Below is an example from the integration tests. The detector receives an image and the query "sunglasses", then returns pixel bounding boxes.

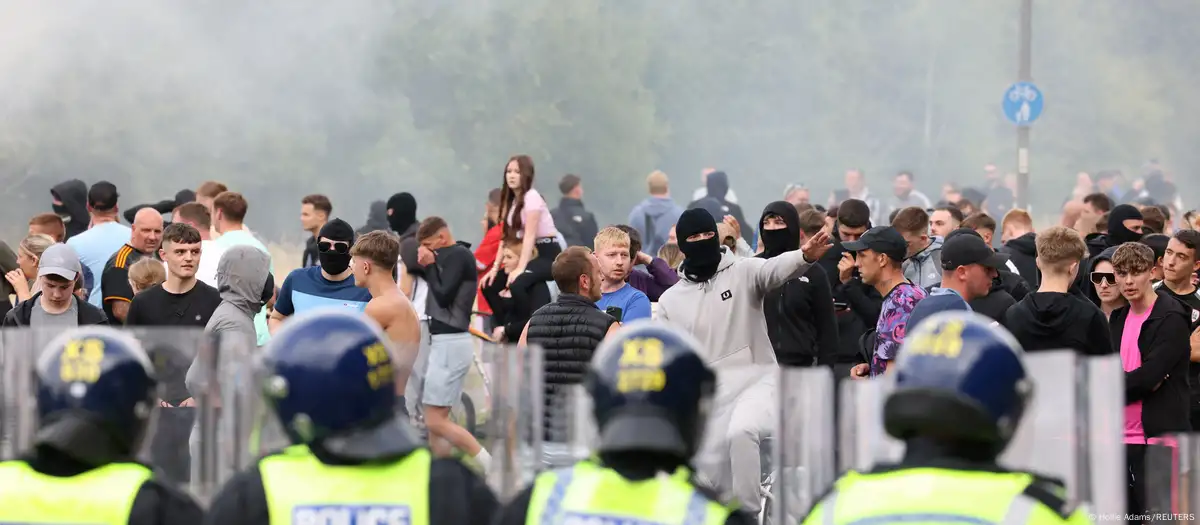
[1090,272,1116,286]
[318,241,350,254]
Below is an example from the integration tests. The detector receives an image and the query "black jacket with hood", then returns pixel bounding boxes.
[1001,232,1039,288]
[51,179,90,240]
[756,201,840,367]
[686,171,748,238]
[1003,291,1114,355]
[3,292,108,327]
[1109,290,1193,438]
[357,200,390,235]
[550,197,599,249]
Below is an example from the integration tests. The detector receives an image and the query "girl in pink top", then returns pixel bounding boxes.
[482,155,560,320]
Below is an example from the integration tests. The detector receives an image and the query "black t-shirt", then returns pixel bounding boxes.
[125,281,223,327]
[101,244,153,322]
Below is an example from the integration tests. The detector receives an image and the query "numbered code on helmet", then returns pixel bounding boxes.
[560,511,669,525]
[292,505,411,525]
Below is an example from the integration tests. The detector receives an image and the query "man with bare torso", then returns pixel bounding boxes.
[351,230,422,413]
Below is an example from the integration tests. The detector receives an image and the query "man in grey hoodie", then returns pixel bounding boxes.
[657,208,831,514]
[892,206,945,289]
[627,170,684,256]
[185,245,273,463]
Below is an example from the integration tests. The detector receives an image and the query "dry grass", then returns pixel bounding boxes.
[264,241,304,278]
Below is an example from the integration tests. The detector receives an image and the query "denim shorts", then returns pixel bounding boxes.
[421,332,474,407]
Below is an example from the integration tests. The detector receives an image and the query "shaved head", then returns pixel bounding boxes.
[133,208,163,227]
[131,208,164,253]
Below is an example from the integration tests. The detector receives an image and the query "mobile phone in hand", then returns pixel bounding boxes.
[605,306,624,322]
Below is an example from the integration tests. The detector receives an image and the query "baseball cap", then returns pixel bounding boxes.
[941,233,1010,271]
[841,226,908,263]
[87,181,119,211]
[38,243,83,281]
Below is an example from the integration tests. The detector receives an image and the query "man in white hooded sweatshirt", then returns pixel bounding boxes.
[657,208,831,514]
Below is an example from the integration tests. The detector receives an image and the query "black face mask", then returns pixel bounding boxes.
[679,235,721,282]
[52,204,71,222]
[760,229,793,257]
[1107,204,1144,247]
[317,219,356,275]
[318,241,352,274]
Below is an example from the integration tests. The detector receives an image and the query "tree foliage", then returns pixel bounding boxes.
[1,0,1195,238]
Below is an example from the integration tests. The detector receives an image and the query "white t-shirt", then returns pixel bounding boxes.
[397,254,429,321]
[162,239,225,289]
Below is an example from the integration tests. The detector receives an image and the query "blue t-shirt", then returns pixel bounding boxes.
[906,287,972,334]
[595,283,652,323]
[66,222,132,307]
[275,266,372,317]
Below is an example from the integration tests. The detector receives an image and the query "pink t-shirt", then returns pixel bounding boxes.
[1122,305,1153,444]
[507,188,557,239]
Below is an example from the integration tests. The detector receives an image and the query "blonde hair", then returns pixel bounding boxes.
[1035,226,1086,275]
[19,234,55,261]
[594,226,631,253]
[646,170,669,195]
[128,258,166,294]
[657,243,683,269]
[350,230,399,271]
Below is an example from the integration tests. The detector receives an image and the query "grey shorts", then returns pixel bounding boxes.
[421,332,474,407]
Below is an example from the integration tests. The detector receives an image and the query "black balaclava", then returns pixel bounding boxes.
[1107,204,1144,246]
[705,171,731,202]
[676,208,722,282]
[386,192,418,234]
[758,201,801,259]
[317,219,355,274]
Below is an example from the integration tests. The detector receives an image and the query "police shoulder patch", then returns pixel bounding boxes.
[1021,476,1075,520]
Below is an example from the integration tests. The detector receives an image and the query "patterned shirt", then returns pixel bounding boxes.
[871,281,927,377]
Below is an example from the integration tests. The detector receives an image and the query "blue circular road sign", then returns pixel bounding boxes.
[1002,82,1044,126]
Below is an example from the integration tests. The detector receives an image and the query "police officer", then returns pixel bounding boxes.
[204,310,497,525]
[0,326,204,525]
[802,312,1092,524]
[494,320,757,525]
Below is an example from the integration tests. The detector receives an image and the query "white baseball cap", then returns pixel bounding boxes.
[38,243,82,281]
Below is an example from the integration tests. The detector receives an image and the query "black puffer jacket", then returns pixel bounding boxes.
[525,294,616,441]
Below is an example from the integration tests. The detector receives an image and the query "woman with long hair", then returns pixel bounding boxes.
[4,234,56,302]
[482,240,551,342]
[482,155,560,315]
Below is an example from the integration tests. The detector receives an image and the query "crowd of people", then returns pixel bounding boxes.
[2,157,1199,520]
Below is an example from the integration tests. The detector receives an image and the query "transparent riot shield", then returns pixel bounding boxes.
[1144,433,1188,523]
[0,327,209,491]
[476,341,545,501]
[692,365,781,520]
[1084,354,1126,519]
[1149,433,1200,524]
[191,330,264,504]
[837,372,902,472]
[770,366,836,525]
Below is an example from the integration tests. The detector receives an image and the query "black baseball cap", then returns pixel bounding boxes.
[87,181,119,211]
[841,226,908,262]
[941,233,1010,271]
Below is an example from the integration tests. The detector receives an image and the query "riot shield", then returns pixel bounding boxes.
[769,366,836,525]
[476,341,545,501]
[0,327,209,490]
[692,364,781,520]
[837,372,902,473]
[1148,433,1200,524]
[1084,354,1126,519]
[191,330,264,504]
[999,351,1124,515]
